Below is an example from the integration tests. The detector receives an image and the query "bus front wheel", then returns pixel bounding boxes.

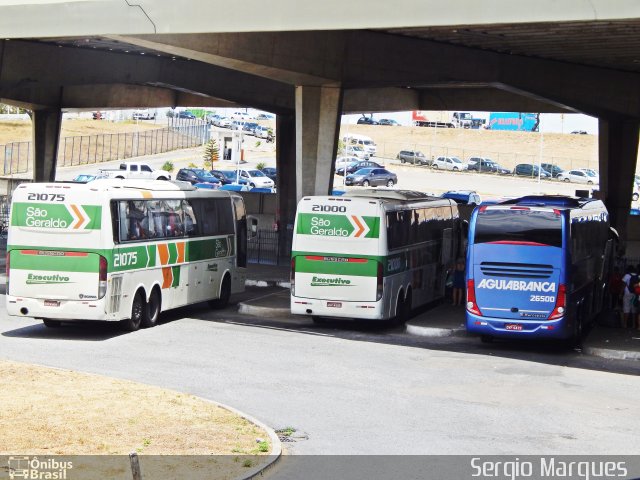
[209,275,231,309]
[43,319,61,328]
[122,291,144,331]
[480,335,494,343]
[142,288,161,328]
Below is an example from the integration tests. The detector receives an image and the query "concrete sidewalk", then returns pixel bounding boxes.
[241,264,640,361]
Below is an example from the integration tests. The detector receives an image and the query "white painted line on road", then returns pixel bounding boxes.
[224,320,335,337]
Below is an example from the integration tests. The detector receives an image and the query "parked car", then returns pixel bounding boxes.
[432,156,467,171]
[230,111,251,120]
[216,117,232,128]
[72,173,108,183]
[335,156,360,172]
[441,190,482,205]
[540,163,565,178]
[177,110,196,119]
[209,169,233,185]
[356,116,378,125]
[256,113,273,120]
[254,126,271,139]
[216,170,248,185]
[132,109,156,120]
[235,168,275,188]
[176,168,221,186]
[571,130,588,134]
[514,164,551,178]
[242,122,260,134]
[261,167,277,183]
[99,161,170,180]
[345,168,397,187]
[467,157,511,174]
[231,120,246,131]
[336,160,383,176]
[557,169,599,184]
[397,150,429,165]
[206,113,222,125]
[343,144,370,160]
[92,111,104,120]
[378,118,400,126]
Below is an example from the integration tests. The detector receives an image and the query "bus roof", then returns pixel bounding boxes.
[344,189,439,202]
[499,195,601,210]
[17,179,198,193]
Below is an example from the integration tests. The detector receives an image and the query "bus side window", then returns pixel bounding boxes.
[182,200,197,236]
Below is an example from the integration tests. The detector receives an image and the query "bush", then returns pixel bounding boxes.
[162,161,174,172]
[256,161,266,171]
[255,141,261,148]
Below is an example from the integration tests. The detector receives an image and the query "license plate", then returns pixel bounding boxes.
[44,300,60,307]
[505,323,523,331]
[327,302,342,308]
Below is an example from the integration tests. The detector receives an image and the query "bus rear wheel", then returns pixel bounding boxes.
[480,335,494,343]
[209,275,231,309]
[142,289,161,328]
[122,291,144,331]
[43,319,61,328]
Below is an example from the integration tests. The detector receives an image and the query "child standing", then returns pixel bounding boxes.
[452,258,466,306]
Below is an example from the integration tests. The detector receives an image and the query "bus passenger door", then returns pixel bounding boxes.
[440,228,453,294]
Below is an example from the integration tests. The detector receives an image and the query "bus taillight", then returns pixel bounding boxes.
[466,279,482,316]
[98,255,108,299]
[548,284,566,320]
[290,257,296,296]
[376,261,383,301]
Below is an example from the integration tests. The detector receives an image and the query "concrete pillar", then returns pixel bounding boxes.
[32,108,62,182]
[295,85,342,200]
[276,113,297,234]
[598,117,640,247]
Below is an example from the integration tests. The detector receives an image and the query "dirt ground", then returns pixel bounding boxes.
[0,119,162,145]
[0,360,270,479]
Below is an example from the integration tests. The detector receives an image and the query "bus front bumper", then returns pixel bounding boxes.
[466,312,572,339]
[6,296,121,322]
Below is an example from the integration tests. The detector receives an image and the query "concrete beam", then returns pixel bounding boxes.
[598,117,640,246]
[32,108,62,182]
[0,40,294,113]
[1,0,639,37]
[61,84,237,109]
[295,85,342,200]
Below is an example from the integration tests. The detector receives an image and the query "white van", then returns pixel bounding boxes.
[343,134,377,157]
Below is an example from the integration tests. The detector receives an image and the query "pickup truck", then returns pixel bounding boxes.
[99,162,171,180]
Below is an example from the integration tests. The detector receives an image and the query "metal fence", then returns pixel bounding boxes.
[1,119,209,175]
[248,229,292,266]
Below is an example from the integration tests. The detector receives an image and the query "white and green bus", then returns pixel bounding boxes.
[6,179,248,330]
[290,189,460,322]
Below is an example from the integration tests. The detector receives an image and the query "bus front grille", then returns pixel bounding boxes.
[108,276,123,313]
[480,262,554,279]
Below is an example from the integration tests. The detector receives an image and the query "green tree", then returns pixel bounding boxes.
[203,139,220,169]
[162,161,174,172]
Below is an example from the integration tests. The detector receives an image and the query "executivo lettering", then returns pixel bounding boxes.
[26,273,71,284]
[311,276,353,286]
[477,278,556,292]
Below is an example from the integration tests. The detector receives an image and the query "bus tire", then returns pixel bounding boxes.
[116,176,125,180]
[43,319,61,328]
[311,316,326,324]
[480,335,493,343]
[122,290,144,331]
[403,289,413,320]
[142,288,161,328]
[393,292,406,325]
[209,274,231,309]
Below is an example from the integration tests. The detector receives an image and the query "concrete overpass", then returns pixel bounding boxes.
[1,0,639,245]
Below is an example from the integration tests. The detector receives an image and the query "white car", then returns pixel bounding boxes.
[236,169,275,188]
[216,117,232,128]
[558,169,599,184]
[343,145,369,160]
[335,156,360,171]
[432,156,468,171]
[254,126,271,139]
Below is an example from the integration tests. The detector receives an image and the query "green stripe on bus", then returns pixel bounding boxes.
[146,245,156,268]
[295,255,378,276]
[171,266,180,287]
[168,243,178,264]
[296,213,379,238]
[11,203,102,230]
[10,251,99,273]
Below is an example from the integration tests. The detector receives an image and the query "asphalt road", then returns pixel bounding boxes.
[1,284,640,461]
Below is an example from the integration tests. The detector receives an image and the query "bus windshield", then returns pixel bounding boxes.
[474,208,562,247]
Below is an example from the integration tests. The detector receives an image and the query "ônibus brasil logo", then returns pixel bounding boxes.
[476,279,556,292]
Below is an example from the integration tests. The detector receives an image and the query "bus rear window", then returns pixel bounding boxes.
[474,209,562,247]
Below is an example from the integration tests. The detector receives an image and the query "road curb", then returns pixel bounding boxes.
[405,323,465,337]
[209,400,282,480]
[582,345,640,361]
[238,301,291,318]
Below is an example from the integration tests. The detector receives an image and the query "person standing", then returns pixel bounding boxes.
[622,265,638,328]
